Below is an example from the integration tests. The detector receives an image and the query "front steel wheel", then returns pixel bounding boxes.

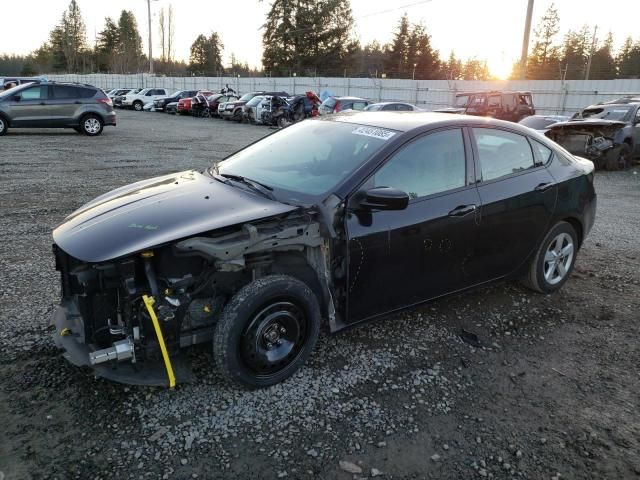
[522,221,578,293]
[213,275,320,388]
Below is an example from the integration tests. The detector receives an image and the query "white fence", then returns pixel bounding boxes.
[46,74,640,116]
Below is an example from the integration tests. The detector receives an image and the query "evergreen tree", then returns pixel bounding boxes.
[588,32,616,79]
[407,23,440,79]
[617,37,640,78]
[462,58,490,80]
[117,10,143,73]
[527,3,560,79]
[560,26,591,79]
[442,51,463,80]
[96,17,119,72]
[385,14,410,77]
[60,0,87,72]
[262,0,355,76]
[188,33,224,75]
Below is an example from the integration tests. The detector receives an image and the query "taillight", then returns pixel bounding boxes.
[334,101,340,113]
[97,98,113,106]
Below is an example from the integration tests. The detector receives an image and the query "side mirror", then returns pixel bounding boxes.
[358,187,409,211]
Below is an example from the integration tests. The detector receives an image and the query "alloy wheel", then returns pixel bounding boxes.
[84,118,101,135]
[0,118,5,134]
[543,232,574,285]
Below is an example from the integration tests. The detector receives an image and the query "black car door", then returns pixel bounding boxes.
[468,127,557,282]
[345,128,481,323]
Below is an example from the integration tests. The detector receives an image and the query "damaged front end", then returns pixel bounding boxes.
[52,210,333,387]
[545,120,626,169]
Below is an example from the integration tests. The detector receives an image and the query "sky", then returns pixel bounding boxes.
[0,0,638,78]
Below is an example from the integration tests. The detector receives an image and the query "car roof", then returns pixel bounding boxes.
[322,111,535,133]
[369,102,412,106]
[333,96,367,101]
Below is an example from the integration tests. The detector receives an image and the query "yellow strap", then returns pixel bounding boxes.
[142,295,176,388]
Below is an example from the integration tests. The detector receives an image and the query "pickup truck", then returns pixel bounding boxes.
[120,88,170,111]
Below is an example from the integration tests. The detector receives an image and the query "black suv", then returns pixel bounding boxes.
[0,82,116,136]
[153,90,199,112]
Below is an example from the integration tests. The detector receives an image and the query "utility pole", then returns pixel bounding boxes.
[585,25,598,80]
[519,0,534,80]
[147,0,154,74]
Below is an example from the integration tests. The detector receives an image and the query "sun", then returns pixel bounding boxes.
[487,55,515,80]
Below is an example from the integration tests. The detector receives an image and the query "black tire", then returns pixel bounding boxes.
[0,115,7,136]
[605,143,632,171]
[133,101,143,112]
[521,221,578,294]
[79,114,104,136]
[213,275,321,388]
[232,109,243,122]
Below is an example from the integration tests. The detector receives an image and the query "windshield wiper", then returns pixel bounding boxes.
[214,173,276,200]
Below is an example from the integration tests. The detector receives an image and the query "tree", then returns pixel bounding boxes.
[617,36,640,78]
[96,17,119,72]
[167,5,175,63]
[385,14,410,77]
[462,58,490,80]
[527,3,560,79]
[588,32,616,80]
[407,23,440,79]
[117,10,143,73]
[560,26,591,79]
[60,0,87,73]
[188,33,224,75]
[442,51,463,80]
[262,0,356,76]
[158,8,166,63]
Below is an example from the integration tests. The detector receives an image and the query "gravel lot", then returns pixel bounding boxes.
[1,110,639,480]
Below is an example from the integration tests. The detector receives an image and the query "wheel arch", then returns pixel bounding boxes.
[561,216,584,249]
[270,252,327,318]
[0,111,10,127]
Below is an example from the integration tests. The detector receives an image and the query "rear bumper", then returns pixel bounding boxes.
[104,112,117,126]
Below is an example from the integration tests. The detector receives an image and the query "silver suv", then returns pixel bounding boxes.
[0,82,116,136]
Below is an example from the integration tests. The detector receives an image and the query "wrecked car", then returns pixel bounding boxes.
[434,91,535,122]
[52,112,596,388]
[545,102,640,170]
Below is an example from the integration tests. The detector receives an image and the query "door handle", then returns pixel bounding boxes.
[448,204,477,217]
[534,182,554,192]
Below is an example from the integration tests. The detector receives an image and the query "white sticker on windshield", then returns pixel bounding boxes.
[352,126,396,140]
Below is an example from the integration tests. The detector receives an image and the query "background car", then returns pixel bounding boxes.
[365,102,421,111]
[221,91,290,121]
[242,95,265,123]
[545,101,640,170]
[318,96,371,114]
[120,88,170,111]
[518,114,570,133]
[153,90,199,112]
[0,76,47,89]
[0,81,115,136]
[107,88,137,101]
[177,90,214,115]
[435,91,535,122]
[206,93,239,118]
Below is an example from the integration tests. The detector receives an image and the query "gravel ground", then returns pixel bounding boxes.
[1,110,639,480]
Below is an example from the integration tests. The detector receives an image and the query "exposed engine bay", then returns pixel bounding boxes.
[545,120,626,169]
[52,211,338,386]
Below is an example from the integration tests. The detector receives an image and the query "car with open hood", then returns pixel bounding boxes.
[220,91,290,122]
[435,91,535,122]
[51,112,596,389]
[544,102,640,170]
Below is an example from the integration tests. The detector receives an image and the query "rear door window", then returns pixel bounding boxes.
[352,102,368,111]
[473,128,535,181]
[529,139,553,166]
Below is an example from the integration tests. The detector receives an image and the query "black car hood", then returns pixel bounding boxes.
[53,170,297,263]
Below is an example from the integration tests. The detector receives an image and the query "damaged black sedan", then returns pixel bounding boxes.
[52,112,596,388]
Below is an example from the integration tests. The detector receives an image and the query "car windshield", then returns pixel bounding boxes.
[454,95,470,107]
[365,104,383,111]
[579,106,632,121]
[238,93,256,102]
[246,96,264,107]
[170,91,182,97]
[215,120,396,201]
[321,97,337,109]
